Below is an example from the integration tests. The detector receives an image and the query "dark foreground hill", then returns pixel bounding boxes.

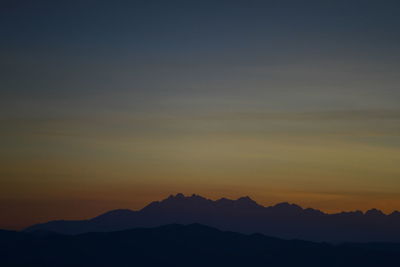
[25,193,400,242]
[2,224,400,267]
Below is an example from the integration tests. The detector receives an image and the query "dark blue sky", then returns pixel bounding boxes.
[2,0,400,113]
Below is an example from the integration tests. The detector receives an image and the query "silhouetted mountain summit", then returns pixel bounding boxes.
[25,193,400,242]
[3,224,400,267]
[365,208,385,217]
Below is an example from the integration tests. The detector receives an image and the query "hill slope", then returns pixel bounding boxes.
[4,224,400,267]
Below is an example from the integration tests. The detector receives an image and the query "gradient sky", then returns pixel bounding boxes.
[1,0,400,229]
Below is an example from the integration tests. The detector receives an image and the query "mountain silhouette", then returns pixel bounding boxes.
[25,193,400,242]
[3,224,400,267]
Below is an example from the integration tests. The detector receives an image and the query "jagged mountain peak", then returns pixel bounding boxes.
[271,202,303,212]
[389,211,400,216]
[365,208,385,216]
[237,196,254,202]
[166,193,208,201]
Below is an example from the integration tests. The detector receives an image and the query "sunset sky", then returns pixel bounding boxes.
[1,0,400,229]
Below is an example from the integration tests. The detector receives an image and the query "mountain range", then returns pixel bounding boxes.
[3,224,400,267]
[25,193,400,242]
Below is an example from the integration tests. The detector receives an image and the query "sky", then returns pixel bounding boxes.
[1,0,400,230]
